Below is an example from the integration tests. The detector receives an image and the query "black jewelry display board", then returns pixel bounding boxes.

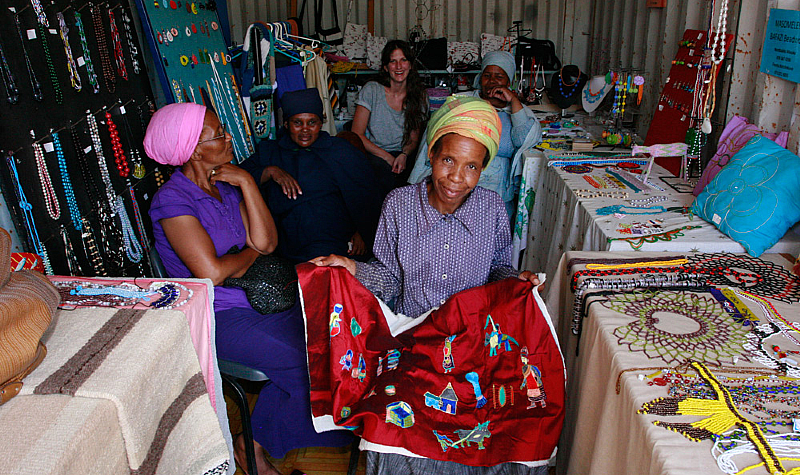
[0,0,165,277]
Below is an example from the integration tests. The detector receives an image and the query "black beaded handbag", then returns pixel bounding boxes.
[223,247,297,315]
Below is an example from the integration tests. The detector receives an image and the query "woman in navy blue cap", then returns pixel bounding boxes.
[241,88,382,263]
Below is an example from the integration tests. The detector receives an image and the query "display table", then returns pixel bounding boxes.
[545,251,800,475]
[0,277,233,475]
[516,151,800,278]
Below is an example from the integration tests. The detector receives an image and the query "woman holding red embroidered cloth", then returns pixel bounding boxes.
[312,95,541,319]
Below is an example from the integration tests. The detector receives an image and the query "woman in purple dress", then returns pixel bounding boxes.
[145,103,352,475]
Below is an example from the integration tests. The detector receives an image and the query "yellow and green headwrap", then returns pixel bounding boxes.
[427,95,502,168]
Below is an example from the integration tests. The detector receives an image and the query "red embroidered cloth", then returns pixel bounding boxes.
[298,263,565,466]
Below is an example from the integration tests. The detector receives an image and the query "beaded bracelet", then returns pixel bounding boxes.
[574,189,629,200]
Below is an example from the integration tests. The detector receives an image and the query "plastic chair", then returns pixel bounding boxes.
[218,359,270,475]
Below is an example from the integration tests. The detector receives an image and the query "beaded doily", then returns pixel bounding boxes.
[685,253,800,303]
[607,291,751,365]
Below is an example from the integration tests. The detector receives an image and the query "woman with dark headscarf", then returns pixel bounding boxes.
[241,88,382,263]
[409,51,542,220]
[352,40,428,190]
[146,103,352,475]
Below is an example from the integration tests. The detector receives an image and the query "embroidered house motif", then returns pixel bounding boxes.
[386,401,415,428]
[424,382,459,415]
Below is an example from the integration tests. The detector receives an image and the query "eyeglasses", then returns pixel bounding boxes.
[198,124,227,144]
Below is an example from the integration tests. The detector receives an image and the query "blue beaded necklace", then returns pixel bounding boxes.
[53,132,82,231]
[5,151,52,274]
[558,67,581,99]
[596,204,674,216]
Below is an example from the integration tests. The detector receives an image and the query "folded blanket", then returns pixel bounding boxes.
[298,264,565,466]
[20,307,228,475]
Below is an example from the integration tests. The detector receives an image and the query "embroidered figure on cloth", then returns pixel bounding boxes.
[386,401,415,428]
[330,303,343,337]
[442,335,456,373]
[433,421,492,452]
[339,349,353,371]
[424,382,459,415]
[520,346,547,408]
[352,353,366,381]
[484,314,519,356]
[351,316,362,336]
[465,371,487,408]
[386,349,401,371]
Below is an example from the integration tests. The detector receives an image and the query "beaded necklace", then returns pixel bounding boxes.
[56,12,81,91]
[685,253,800,304]
[574,189,629,200]
[582,78,605,104]
[558,66,580,99]
[5,152,53,274]
[107,10,127,81]
[52,132,81,231]
[86,110,116,209]
[120,108,145,178]
[70,123,101,210]
[607,225,702,250]
[596,204,671,216]
[59,225,81,275]
[73,12,100,94]
[29,0,49,26]
[104,111,130,177]
[80,217,107,276]
[90,3,115,93]
[0,35,20,103]
[114,195,142,263]
[120,9,140,74]
[34,14,63,104]
[32,140,60,220]
[14,15,42,101]
[734,289,800,344]
[628,194,667,207]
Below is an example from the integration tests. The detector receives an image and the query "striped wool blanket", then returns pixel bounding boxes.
[14,307,229,475]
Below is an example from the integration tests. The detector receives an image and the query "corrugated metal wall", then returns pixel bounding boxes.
[225,0,799,149]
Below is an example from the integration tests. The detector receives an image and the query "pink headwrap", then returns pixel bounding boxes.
[143,103,208,166]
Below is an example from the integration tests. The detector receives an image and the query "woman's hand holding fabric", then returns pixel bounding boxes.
[309,254,357,276]
[267,166,303,200]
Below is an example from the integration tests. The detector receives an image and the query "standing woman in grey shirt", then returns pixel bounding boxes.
[351,40,428,191]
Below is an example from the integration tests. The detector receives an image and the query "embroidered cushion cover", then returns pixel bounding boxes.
[298,263,565,466]
[692,135,800,257]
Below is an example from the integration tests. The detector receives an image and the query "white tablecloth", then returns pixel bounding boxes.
[518,153,800,279]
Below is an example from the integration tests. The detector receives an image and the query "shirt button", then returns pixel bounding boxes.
[440,299,446,305]
[442,274,447,280]
[443,243,450,250]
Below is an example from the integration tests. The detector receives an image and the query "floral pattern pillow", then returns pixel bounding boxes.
[692,135,800,257]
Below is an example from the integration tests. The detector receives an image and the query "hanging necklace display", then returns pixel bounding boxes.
[581,75,611,113]
[52,132,81,231]
[5,152,53,274]
[14,14,43,101]
[114,194,142,263]
[59,225,82,275]
[32,138,60,220]
[29,3,63,105]
[105,111,130,177]
[120,8,141,74]
[73,12,100,94]
[0,35,20,104]
[702,0,729,135]
[56,12,81,91]
[128,185,151,273]
[121,108,145,178]
[80,216,107,276]
[108,9,128,81]
[90,3,116,93]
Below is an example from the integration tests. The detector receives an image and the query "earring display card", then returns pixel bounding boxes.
[644,29,732,175]
[134,0,253,161]
[0,0,161,277]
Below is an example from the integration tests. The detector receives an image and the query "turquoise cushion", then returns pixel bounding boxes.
[692,135,800,257]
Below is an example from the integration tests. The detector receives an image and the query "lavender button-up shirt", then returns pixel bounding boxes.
[355,179,518,318]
